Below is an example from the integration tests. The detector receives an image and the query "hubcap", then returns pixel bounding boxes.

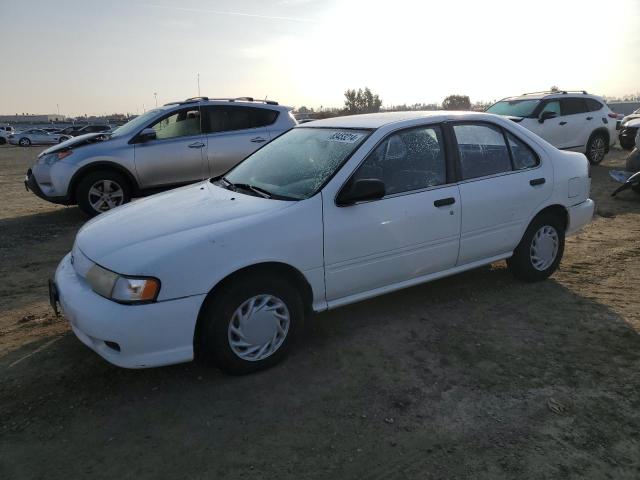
[530,225,559,271]
[88,180,124,212]
[589,137,605,163]
[228,294,290,362]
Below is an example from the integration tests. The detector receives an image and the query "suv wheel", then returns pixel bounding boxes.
[586,132,607,164]
[76,170,131,217]
[198,272,304,375]
[507,213,565,282]
[19,137,31,147]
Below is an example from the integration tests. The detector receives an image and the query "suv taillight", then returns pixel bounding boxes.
[608,112,620,119]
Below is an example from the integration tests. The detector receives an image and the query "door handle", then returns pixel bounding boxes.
[188,142,205,148]
[250,137,267,143]
[559,121,567,126]
[586,116,593,121]
[530,178,546,186]
[434,197,455,207]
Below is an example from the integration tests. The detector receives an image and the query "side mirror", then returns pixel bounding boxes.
[136,128,157,143]
[538,111,558,123]
[336,178,385,206]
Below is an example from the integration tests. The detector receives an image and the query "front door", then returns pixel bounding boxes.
[452,122,553,264]
[323,124,461,302]
[133,106,206,188]
[522,99,565,147]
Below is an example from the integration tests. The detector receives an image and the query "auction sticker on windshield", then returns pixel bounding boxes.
[327,132,363,143]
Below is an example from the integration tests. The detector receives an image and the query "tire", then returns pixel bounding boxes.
[198,272,305,375]
[507,213,565,282]
[0,137,6,145]
[586,132,607,164]
[19,137,31,147]
[75,170,131,217]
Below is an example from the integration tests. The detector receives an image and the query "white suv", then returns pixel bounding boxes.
[486,90,617,164]
[25,97,297,216]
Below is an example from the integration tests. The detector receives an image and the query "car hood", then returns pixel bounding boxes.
[623,117,640,128]
[76,181,293,263]
[38,132,111,157]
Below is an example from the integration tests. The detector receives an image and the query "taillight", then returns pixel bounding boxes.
[57,150,73,160]
[608,112,620,119]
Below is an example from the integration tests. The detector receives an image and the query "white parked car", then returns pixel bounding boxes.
[0,125,15,144]
[51,111,594,373]
[9,128,66,146]
[486,90,618,164]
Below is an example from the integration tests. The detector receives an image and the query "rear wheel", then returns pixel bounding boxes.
[76,170,131,217]
[586,132,607,164]
[198,272,304,375]
[19,137,31,147]
[507,213,565,282]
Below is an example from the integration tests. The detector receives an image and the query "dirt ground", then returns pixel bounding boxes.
[1,144,639,479]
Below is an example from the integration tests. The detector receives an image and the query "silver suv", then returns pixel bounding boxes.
[25,97,297,216]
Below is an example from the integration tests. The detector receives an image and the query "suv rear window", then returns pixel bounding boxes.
[204,106,278,133]
[585,98,604,112]
[561,98,588,115]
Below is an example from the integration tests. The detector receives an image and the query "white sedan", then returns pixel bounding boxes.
[9,128,67,146]
[51,111,594,373]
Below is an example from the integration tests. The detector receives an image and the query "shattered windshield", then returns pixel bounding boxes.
[222,127,370,200]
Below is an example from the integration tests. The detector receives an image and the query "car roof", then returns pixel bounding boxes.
[161,97,292,111]
[300,111,494,129]
[500,91,602,102]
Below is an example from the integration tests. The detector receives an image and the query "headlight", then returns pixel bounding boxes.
[39,150,73,165]
[86,264,160,304]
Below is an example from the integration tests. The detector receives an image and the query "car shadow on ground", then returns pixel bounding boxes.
[1,265,639,479]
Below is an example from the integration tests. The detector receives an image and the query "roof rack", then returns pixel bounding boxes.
[165,97,279,106]
[522,90,588,96]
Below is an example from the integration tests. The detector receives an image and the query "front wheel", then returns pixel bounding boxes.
[75,170,131,217]
[586,133,607,164]
[507,213,565,282]
[19,137,31,147]
[198,273,304,375]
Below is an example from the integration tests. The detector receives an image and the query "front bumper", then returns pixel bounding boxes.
[566,198,595,236]
[25,168,70,205]
[54,253,206,368]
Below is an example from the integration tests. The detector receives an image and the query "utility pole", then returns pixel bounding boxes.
[154,92,158,107]
[197,73,200,96]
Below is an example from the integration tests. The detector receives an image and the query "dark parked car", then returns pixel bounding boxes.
[69,125,111,137]
[619,117,640,151]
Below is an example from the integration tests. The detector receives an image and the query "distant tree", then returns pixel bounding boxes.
[298,106,310,114]
[343,87,382,114]
[442,95,471,111]
[550,85,560,92]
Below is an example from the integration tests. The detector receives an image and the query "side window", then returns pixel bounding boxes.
[585,98,603,112]
[351,126,446,196]
[506,132,539,170]
[453,124,512,180]
[204,106,279,133]
[561,98,588,116]
[151,108,201,140]
[540,100,561,116]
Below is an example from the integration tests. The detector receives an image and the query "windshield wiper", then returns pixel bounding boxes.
[217,177,296,200]
[232,183,273,199]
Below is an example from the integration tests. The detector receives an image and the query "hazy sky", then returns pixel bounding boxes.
[1,0,639,116]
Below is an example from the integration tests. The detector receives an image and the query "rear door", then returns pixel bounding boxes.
[559,97,590,150]
[202,106,275,177]
[133,106,206,188]
[452,122,553,264]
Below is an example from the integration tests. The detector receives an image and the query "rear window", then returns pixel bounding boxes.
[561,98,588,115]
[204,106,279,133]
[453,124,512,180]
[585,98,604,112]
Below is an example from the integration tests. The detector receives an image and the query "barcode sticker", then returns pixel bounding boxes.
[327,132,363,143]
